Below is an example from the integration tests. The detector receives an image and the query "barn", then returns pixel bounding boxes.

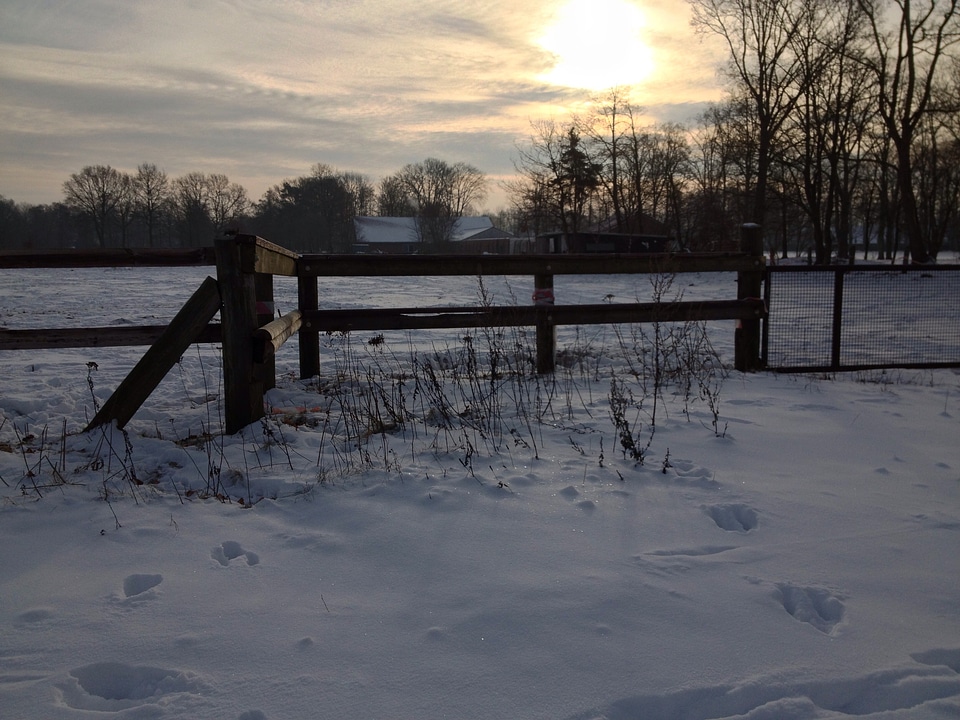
[353,216,523,254]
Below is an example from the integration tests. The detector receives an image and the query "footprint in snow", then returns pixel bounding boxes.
[911,648,960,673]
[123,573,163,598]
[108,574,163,607]
[665,458,720,488]
[704,503,759,532]
[211,541,260,567]
[776,583,845,634]
[634,545,740,577]
[16,607,55,623]
[238,710,268,720]
[58,661,209,712]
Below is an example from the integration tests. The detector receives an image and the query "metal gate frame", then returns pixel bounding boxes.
[762,264,960,373]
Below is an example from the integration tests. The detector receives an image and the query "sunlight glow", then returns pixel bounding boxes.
[537,0,655,90]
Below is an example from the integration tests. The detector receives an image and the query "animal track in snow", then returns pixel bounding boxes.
[565,649,960,720]
[634,546,740,577]
[776,583,845,634]
[665,459,719,488]
[59,661,209,712]
[704,503,758,532]
[912,647,960,673]
[16,607,54,623]
[123,573,163,598]
[646,545,739,558]
[211,541,260,567]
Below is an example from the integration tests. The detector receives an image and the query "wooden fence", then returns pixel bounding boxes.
[0,227,766,434]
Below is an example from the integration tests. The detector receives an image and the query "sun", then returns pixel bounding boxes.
[537,0,655,91]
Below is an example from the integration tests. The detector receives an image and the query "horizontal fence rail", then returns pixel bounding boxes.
[763,264,960,372]
[300,300,765,333]
[0,325,222,351]
[0,247,217,269]
[298,252,762,277]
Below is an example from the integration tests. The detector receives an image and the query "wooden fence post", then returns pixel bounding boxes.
[215,236,263,433]
[298,273,320,379]
[534,272,556,374]
[736,223,765,372]
[255,272,276,391]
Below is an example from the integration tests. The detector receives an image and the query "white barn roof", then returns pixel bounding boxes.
[354,216,511,244]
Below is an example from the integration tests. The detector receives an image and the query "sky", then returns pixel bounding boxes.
[0,0,727,211]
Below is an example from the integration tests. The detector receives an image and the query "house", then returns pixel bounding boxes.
[352,216,521,254]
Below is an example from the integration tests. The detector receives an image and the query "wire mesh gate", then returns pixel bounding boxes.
[763,265,960,372]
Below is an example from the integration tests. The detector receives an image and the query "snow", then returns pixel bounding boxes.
[1,266,959,719]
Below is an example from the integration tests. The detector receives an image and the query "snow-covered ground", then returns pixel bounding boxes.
[1,266,958,719]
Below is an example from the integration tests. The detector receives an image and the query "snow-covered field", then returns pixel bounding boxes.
[1,266,959,719]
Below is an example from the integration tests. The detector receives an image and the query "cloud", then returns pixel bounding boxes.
[0,0,725,208]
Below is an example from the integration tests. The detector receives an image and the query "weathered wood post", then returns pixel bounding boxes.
[215,234,300,432]
[255,272,276,391]
[216,235,263,434]
[297,263,320,379]
[735,223,765,372]
[534,271,556,374]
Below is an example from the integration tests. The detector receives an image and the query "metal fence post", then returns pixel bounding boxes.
[831,269,844,371]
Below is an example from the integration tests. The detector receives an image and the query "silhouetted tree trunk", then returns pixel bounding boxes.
[857,0,960,262]
[690,0,812,228]
[133,163,169,248]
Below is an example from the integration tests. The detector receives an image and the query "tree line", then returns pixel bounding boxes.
[2,0,957,262]
[509,0,960,263]
[0,159,488,253]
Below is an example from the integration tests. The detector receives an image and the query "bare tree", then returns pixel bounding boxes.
[396,158,486,216]
[206,173,249,229]
[338,170,377,218]
[577,90,625,229]
[114,172,135,248]
[447,161,488,217]
[856,0,960,262]
[171,172,248,246]
[132,163,169,248]
[637,123,690,237]
[376,175,415,216]
[685,96,758,249]
[512,121,603,243]
[395,158,487,247]
[577,89,641,230]
[62,165,127,247]
[689,0,813,228]
[913,112,960,256]
[780,0,874,262]
[172,172,214,246]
